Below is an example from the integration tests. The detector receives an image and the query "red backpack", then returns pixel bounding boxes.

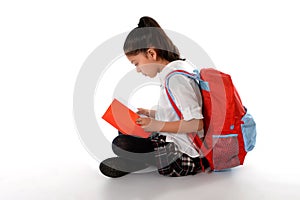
[165,68,256,171]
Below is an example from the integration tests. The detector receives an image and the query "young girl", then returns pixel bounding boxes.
[100,16,209,178]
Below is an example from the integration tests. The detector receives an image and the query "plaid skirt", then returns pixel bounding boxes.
[150,133,203,177]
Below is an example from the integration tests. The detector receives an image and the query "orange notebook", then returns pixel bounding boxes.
[102,98,151,138]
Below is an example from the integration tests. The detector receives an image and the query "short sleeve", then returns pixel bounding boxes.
[168,74,204,121]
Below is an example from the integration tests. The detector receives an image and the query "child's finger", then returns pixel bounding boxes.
[136,108,144,114]
[137,109,149,117]
[136,117,142,125]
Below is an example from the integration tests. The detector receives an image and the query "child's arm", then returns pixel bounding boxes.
[136,117,203,133]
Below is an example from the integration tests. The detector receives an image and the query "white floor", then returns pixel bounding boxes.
[1,138,300,200]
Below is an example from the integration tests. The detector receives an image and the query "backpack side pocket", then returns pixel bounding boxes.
[241,110,257,152]
[212,134,240,170]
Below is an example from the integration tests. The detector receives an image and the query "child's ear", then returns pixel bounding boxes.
[147,48,157,60]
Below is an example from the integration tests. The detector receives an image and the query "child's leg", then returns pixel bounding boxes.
[99,133,157,178]
[151,135,210,177]
[99,157,149,178]
[112,134,157,166]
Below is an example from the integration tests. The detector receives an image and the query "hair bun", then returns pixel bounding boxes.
[138,16,161,28]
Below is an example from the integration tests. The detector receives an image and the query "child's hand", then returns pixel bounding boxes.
[136,108,150,117]
[136,117,164,132]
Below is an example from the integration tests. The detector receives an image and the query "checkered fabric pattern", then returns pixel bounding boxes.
[151,134,202,177]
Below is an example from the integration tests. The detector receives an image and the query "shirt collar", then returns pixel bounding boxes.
[158,60,182,84]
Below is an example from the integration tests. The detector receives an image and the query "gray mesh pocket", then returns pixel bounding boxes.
[212,134,240,170]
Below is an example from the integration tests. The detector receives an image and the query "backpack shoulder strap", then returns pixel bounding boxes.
[164,69,210,118]
[164,69,208,171]
[164,69,201,118]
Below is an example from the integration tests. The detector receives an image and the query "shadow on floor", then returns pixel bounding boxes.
[99,168,236,200]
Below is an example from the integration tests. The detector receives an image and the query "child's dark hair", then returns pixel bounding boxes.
[123,16,184,62]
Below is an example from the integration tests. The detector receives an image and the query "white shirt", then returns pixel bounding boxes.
[155,60,204,158]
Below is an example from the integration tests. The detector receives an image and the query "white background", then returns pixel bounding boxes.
[1,0,300,199]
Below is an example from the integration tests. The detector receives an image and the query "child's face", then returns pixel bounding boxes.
[126,50,167,78]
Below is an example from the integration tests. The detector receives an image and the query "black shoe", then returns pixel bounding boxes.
[99,157,149,178]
